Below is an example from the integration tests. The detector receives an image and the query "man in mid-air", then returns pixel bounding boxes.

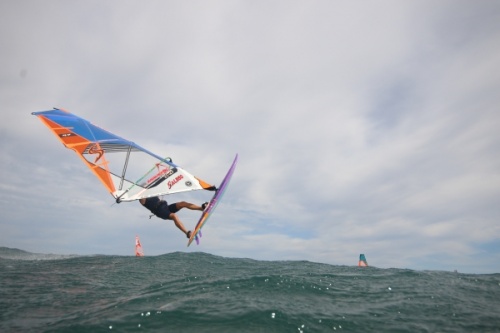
[140,197,208,239]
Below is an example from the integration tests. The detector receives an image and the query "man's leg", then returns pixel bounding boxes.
[169,213,190,237]
[174,201,204,211]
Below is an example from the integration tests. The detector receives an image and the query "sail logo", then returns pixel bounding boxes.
[145,167,177,189]
[88,144,104,163]
[168,174,184,189]
[147,168,172,184]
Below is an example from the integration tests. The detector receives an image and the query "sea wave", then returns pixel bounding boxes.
[1,250,499,332]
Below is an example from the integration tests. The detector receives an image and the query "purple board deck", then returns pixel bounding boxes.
[187,154,238,246]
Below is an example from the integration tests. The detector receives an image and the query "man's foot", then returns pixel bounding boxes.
[186,230,192,239]
[201,202,208,210]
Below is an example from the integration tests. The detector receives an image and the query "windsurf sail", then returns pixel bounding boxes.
[135,235,144,257]
[32,108,215,202]
[358,254,368,267]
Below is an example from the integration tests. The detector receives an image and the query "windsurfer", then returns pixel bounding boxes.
[140,197,208,238]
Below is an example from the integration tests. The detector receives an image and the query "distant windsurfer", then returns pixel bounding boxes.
[140,197,208,239]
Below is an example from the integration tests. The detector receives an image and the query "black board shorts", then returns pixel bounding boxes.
[143,197,179,220]
[155,202,179,220]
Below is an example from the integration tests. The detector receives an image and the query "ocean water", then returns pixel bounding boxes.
[1,248,499,333]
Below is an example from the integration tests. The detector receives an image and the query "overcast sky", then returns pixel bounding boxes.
[1,0,499,273]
